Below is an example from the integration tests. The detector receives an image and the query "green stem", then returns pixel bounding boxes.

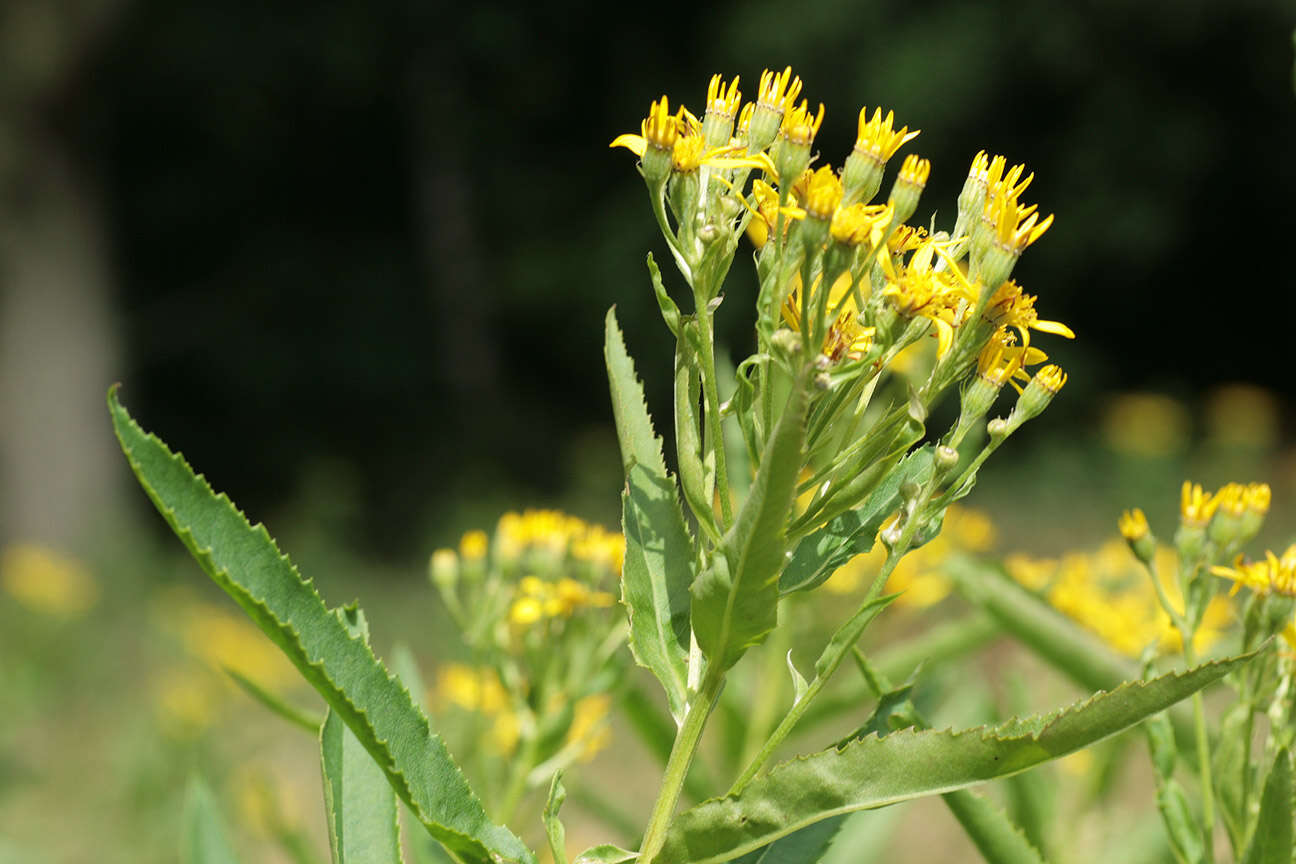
[1181,639,1215,862]
[496,731,541,825]
[729,514,924,795]
[696,310,734,527]
[638,670,725,864]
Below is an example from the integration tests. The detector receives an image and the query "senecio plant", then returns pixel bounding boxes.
[105,67,1290,864]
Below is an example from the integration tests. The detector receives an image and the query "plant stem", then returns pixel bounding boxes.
[729,529,918,795]
[695,309,734,527]
[638,670,725,864]
[1181,639,1215,862]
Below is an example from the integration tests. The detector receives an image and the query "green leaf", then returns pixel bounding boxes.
[656,654,1251,864]
[543,773,570,864]
[947,558,1202,766]
[1156,779,1204,864]
[223,665,323,733]
[1243,747,1292,864]
[941,790,1047,864]
[605,308,694,720]
[182,776,240,864]
[572,845,638,864]
[692,376,809,671]
[321,607,402,864]
[728,816,847,864]
[675,325,719,542]
[109,389,533,864]
[780,447,933,594]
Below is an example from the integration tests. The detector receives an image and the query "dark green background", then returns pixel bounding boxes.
[51,0,1296,552]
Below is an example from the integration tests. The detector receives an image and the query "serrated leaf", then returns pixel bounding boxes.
[656,654,1251,864]
[182,776,240,864]
[605,308,693,720]
[1243,747,1292,864]
[946,559,1202,766]
[321,607,401,864]
[109,389,533,864]
[224,665,323,733]
[780,447,934,594]
[691,378,809,671]
[942,789,1047,864]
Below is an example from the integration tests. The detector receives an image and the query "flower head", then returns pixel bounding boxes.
[1180,481,1220,528]
[1118,508,1150,543]
[852,107,920,162]
[982,280,1075,347]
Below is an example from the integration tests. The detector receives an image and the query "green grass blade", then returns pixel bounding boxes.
[1243,747,1292,864]
[321,607,402,864]
[691,376,809,671]
[223,665,323,733]
[656,654,1252,864]
[605,308,694,720]
[182,776,240,864]
[109,388,533,864]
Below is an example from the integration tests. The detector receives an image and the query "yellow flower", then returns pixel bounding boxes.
[757,66,803,115]
[983,186,1053,254]
[779,99,825,147]
[459,530,489,560]
[887,224,928,254]
[800,165,842,221]
[830,201,893,248]
[609,95,683,157]
[1211,545,1296,598]
[704,73,742,121]
[1032,364,1067,395]
[852,107,920,162]
[1,543,97,619]
[896,153,931,188]
[1100,393,1190,457]
[781,270,875,362]
[565,694,613,762]
[1118,508,1150,543]
[882,238,979,356]
[436,663,509,714]
[982,280,1075,348]
[1180,481,1220,528]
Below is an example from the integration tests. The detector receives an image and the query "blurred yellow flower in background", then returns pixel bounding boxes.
[1007,540,1231,657]
[1,543,98,619]
[1205,384,1279,449]
[825,505,996,606]
[1100,393,1190,457]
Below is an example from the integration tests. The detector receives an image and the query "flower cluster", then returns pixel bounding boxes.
[428,510,626,816]
[612,68,1073,549]
[1009,541,1231,658]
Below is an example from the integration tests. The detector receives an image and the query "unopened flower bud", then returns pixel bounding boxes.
[987,417,1009,441]
[1009,365,1066,425]
[748,67,802,152]
[1118,508,1157,564]
[814,372,832,390]
[888,155,930,225]
[430,548,459,592]
[935,445,959,473]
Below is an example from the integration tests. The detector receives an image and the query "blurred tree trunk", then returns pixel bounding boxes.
[0,1,126,555]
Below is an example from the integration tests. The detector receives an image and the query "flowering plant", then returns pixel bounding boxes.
[107,66,1285,864]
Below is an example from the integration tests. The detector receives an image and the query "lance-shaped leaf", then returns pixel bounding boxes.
[182,776,240,864]
[321,607,401,864]
[780,447,933,594]
[691,376,809,671]
[1243,747,1292,864]
[656,654,1251,864]
[109,389,533,864]
[605,309,694,720]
